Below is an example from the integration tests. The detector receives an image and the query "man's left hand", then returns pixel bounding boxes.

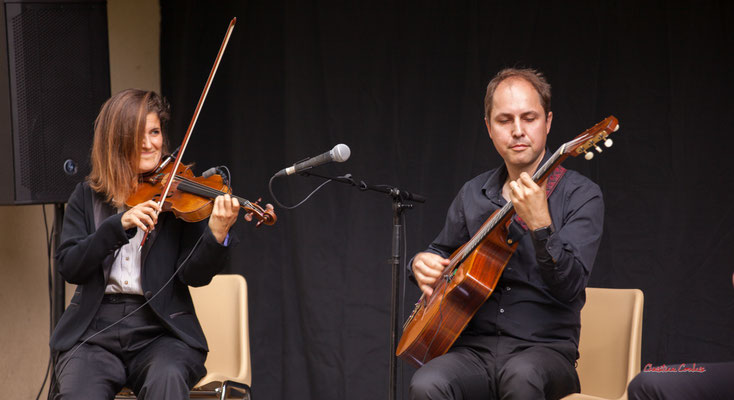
[209,194,240,244]
[508,172,552,231]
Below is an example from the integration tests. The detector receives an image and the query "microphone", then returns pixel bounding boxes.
[202,167,219,178]
[202,165,230,186]
[275,144,351,178]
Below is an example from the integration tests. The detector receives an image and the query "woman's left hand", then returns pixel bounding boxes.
[209,194,240,244]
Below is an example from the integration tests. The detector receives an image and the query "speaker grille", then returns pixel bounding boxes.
[6,2,109,204]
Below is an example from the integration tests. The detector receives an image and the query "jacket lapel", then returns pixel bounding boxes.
[91,190,118,284]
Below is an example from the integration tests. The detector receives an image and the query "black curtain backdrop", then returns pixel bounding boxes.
[159,1,734,398]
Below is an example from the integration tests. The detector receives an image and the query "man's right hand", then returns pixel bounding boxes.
[413,252,451,297]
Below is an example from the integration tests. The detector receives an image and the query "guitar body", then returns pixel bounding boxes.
[396,215,517,367]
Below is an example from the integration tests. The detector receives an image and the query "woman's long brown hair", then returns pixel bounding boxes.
[87,89,170,207]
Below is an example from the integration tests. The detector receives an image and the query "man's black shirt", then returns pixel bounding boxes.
[412,152,604,362]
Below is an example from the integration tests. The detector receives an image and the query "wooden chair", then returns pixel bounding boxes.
[562,288,644,400]
[117,274,252,399]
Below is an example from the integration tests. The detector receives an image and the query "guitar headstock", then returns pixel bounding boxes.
[562,116,620,160]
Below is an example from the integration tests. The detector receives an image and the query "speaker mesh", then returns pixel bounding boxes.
[8,2,109,204]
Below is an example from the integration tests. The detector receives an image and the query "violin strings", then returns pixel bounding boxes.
[173,175,253,208]
[175,178,225,199]
[175,177,233,199]
[176,177,227,197]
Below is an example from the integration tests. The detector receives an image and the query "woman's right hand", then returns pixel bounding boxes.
[412,252,450,297]
[121,200,161,232]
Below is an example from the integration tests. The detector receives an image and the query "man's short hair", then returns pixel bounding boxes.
[484,68,551,119]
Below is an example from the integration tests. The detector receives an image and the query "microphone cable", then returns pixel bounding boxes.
[268,173,334,210]
[218,165,231,187]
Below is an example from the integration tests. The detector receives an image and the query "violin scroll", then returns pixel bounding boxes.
[244,198,277,227]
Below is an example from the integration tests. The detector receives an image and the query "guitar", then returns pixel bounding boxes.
[396,116,620,367]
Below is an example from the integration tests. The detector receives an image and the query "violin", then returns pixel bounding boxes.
[131,18,275,248]
[126,158,277,227]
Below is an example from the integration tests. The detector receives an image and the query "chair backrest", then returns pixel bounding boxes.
[575,288,644,398]
[189,274,251,389]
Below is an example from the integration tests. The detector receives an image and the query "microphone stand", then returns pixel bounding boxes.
[299,170,425,400]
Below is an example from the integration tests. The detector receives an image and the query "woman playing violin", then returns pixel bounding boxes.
[50,89,240,399]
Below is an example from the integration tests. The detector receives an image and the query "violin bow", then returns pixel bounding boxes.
[140,17,237,250]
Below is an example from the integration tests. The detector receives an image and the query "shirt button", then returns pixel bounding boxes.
[125,257,130,261]
[124,280,129,285]
[506,287,511,291]
[500,308,505,313]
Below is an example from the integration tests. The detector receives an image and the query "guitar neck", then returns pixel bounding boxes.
[531,144,568,187]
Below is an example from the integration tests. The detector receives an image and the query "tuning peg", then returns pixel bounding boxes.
[595,145,603,153]
[244,212,253,222]
[614,124,620,132]
[604,138,613,148]
[584,151,594,160]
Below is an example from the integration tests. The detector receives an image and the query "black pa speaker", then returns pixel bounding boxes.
[0,0,110,205]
